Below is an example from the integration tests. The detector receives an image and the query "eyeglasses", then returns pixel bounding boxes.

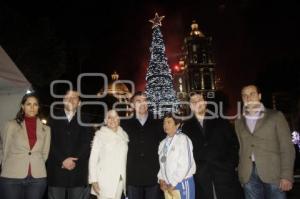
[242,92,258,98]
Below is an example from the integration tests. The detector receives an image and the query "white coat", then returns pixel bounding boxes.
[157,132,196,187]
[89,126,129,198]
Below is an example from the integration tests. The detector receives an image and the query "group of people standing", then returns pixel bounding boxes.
[0,84,296,199]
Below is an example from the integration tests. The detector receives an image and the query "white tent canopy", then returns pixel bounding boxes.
[0,46,31,129]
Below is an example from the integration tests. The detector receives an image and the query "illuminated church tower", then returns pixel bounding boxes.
[175,20,216,99]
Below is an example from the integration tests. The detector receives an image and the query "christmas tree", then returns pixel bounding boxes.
[145,13,179,117]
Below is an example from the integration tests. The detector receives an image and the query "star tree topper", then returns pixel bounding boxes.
[149,13,165,28]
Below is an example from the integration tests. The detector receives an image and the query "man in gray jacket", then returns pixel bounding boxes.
[235,85,295,199]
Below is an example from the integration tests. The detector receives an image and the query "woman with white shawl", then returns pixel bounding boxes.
[89,110,129,199]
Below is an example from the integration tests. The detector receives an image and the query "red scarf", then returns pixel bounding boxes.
[24,116,37,176]
[24,116,37,149]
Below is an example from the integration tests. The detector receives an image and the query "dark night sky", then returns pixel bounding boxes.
[1,0,299,113]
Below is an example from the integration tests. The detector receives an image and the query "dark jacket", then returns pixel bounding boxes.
[121,114,164,186]
[47,110,92,187]
[182,115,243,199]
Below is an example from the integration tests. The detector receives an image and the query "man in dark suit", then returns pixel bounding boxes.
[182,92,243,199]
[121,91,164,199]
[47,90,92,199]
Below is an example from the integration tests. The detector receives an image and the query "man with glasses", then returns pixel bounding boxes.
[182,92,242,199]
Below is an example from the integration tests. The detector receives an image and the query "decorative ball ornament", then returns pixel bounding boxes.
[149,13,165,28]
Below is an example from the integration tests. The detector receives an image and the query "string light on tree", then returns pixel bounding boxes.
[292,131,300,151]
[145,13,179,117]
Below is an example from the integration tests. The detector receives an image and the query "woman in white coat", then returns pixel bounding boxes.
[89,110,129,199]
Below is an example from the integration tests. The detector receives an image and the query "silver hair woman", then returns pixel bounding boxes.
[88,110,129,199]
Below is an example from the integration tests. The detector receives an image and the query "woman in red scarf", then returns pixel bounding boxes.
[0,92,51,199]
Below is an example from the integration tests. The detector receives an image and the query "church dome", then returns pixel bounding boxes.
[108,71,129,94]
[98,71,131,98]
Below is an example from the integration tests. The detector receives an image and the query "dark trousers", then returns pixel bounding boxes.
[127,184,161,199]
[0,176,47,199]
[195,170,243,199]
[48,186,90,199]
